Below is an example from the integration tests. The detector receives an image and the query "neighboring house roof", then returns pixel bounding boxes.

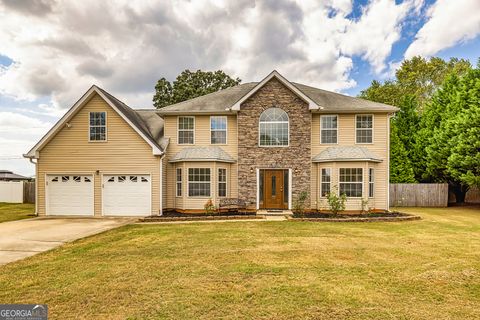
[0,170,31,180]
[312,146,383,163]
[169,147,236,163]
[157,70,398,114]
[24,85,166,158]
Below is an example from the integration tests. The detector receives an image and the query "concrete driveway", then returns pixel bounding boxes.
[0,217,133,265]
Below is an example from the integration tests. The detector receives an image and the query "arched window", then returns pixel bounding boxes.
[259,108,289,146]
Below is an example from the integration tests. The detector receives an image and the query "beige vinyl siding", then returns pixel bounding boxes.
[163,115,238,210]
[169,161,233,210]
[311,113,389,210]
[37,93,161,216]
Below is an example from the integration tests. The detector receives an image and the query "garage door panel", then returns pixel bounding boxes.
[103,175,151,216]
[47,175,94,216]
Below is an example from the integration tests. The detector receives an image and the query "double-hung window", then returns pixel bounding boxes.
[89,112,106,141]
[211,116,227,144]
[218,168,227,197]
[369,168,374,198]
[178,116,194,144]
[320,115,338,144]
[176,168,182,197]
[339,168,363,197]
[188,168,211,197]
[320,168,331,197]
[356,115,373,143]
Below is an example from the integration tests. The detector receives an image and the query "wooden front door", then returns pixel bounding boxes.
[264,170,285,209]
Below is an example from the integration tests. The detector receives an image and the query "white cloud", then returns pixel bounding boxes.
[0,112,52,175]
[0,0,420,109]
[405,0,480,58]
[336,0,423,74]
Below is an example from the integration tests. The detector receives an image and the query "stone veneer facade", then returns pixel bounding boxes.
[237,78,311,209]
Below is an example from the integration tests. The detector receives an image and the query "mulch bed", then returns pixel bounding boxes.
[139,211,261,222]
[290,212,421,222]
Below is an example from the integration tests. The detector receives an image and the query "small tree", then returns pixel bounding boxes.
[292,191,308,214]
[327,187,346,214]
[204,199,216,215]
[361,198,370,214]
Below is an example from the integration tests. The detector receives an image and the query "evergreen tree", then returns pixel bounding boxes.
[389,124,416,183]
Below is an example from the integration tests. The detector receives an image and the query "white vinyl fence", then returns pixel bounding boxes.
[0,181,24,203]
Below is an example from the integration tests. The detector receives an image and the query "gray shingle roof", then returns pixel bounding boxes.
[312,146,383,163]
[169,147,236,163]
[292,83,398,112]
[155,80,397,114]
[0,170,31,180]
[97,87,169,151]
[158,83,258,113]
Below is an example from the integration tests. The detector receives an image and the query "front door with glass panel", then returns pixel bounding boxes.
[262,169,287,209]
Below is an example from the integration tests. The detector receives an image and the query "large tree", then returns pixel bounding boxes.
[421,67,480,202]
[360,56,472,109]
[153,69,241,108]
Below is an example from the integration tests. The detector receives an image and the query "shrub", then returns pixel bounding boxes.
[327,188,346,214]
[361,198,370,214]
[204,199,216,214]
[293,191,308,214]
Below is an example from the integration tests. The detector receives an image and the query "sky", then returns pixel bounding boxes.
[0,0,479,176]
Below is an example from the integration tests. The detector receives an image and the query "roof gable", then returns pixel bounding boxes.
[229,70,321,111]
[25,86,163,158]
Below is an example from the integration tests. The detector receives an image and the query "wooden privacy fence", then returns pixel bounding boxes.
[23,181,35,203]
[390,183,448,207]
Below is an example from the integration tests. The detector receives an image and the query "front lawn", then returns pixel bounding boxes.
[0,202,35,223]
[0,206,479,319]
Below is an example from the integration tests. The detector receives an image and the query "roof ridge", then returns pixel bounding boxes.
[95,86,136,112]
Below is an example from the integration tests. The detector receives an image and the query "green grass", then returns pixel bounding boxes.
[0,206,479,319]
[0,202,35,223]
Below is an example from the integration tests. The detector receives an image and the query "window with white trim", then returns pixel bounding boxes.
[178,116,194,144]
[321,115,338,144]
[188,168,210,197]
[176,168,182,197]
[339,168,363,197]
[321,168,331,197]
[356,115,373,143]
[259,108,289,146]
[218,168,227,197]
[369,168,374,198]
[211,116,227,144]
[89,112,106,141]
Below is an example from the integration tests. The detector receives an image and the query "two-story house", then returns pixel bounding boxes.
[24,71,397,217]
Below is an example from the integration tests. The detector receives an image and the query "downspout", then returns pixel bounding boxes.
[159,155,163,216]
[387,113,393,211]
[28,157,38,216]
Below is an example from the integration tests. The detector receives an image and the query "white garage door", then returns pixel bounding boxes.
[103,175,151,216]
[46,175,94,216]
